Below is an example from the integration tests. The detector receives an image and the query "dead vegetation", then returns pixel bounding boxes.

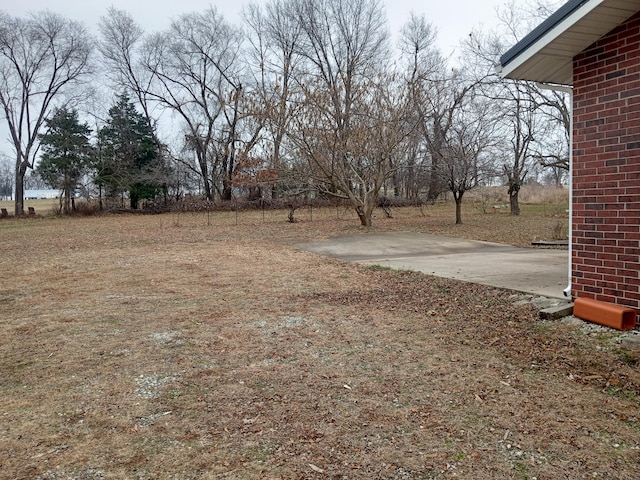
[1,201,638,480]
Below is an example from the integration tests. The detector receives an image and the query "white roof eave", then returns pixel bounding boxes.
[499,0,638,85]
[499,0,606,85]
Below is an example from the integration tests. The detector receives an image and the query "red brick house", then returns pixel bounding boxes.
[498,0,640,311]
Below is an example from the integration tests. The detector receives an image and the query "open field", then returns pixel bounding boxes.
[0,198,61,216]
[2,198,639,479]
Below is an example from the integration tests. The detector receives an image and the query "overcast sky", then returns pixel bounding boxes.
[1,0,541,162]
[3,0,514,55]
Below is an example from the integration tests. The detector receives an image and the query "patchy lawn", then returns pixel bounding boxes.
[1,203,639,479]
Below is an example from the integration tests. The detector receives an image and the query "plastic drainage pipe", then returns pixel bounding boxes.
[536,82,573,298]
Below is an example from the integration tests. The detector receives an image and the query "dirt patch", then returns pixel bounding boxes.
[1,206,638,479]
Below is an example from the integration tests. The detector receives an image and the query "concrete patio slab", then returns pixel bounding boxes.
[298,232,570,300]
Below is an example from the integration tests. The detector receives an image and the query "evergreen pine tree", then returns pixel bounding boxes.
[96,93,162,209]
[36,107,92,213]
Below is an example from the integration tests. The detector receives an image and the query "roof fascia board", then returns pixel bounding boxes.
[499,0,604,81]
[500,0,589,66]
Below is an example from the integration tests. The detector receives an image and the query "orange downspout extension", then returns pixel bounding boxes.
[573,297,637,331]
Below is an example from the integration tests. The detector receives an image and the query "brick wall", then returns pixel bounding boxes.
[572,11,640,309]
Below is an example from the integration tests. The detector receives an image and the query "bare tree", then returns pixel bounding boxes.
[400,18,497,223]
[464,31,520,213]
[531,87,570,173]
[296,73,411,225]
[500,84,539,215]
[496,0,570,175]
[400,14,489,205]
[422,70,478,202]
[138,8,260,202]
[244,0,304,199]
[397,13,439,200]
[290,0,395,226]
[464,0,570,214]
[0,12,92,215]
[98,9,160,142]
[436,96,498,224]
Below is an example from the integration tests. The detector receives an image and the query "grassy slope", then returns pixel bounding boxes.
[2,198,639,479]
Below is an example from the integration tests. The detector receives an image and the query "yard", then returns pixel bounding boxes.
[1,194,639,479]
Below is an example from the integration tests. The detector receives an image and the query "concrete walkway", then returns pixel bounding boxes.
[298,232,570,299]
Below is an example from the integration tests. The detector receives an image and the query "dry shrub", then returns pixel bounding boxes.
[518,184,569,204]
[70,199,103,216]
[467,185,569,206]
[551,219,569,240]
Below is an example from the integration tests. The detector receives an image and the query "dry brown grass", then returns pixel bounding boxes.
[0,198,61,216]
[2,199,639,480]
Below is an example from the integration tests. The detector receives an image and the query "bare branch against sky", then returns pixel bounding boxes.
[6,0,509,54]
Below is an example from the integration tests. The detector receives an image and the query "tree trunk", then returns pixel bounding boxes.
[510,191,520,215]
[427,123,446,202]
[454,191,464,225]
[356,206,372,227]
[197,155,212,201]
[248,185,261,201]
[427,161,442,202]
[221,180,232,202]
[202,176,212,201]
[508,181,521,215]
[355,195,376,227]
[64,188,71,214]
[63,171,71,214]
[14,160,27,217]
[271,131,284,200]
